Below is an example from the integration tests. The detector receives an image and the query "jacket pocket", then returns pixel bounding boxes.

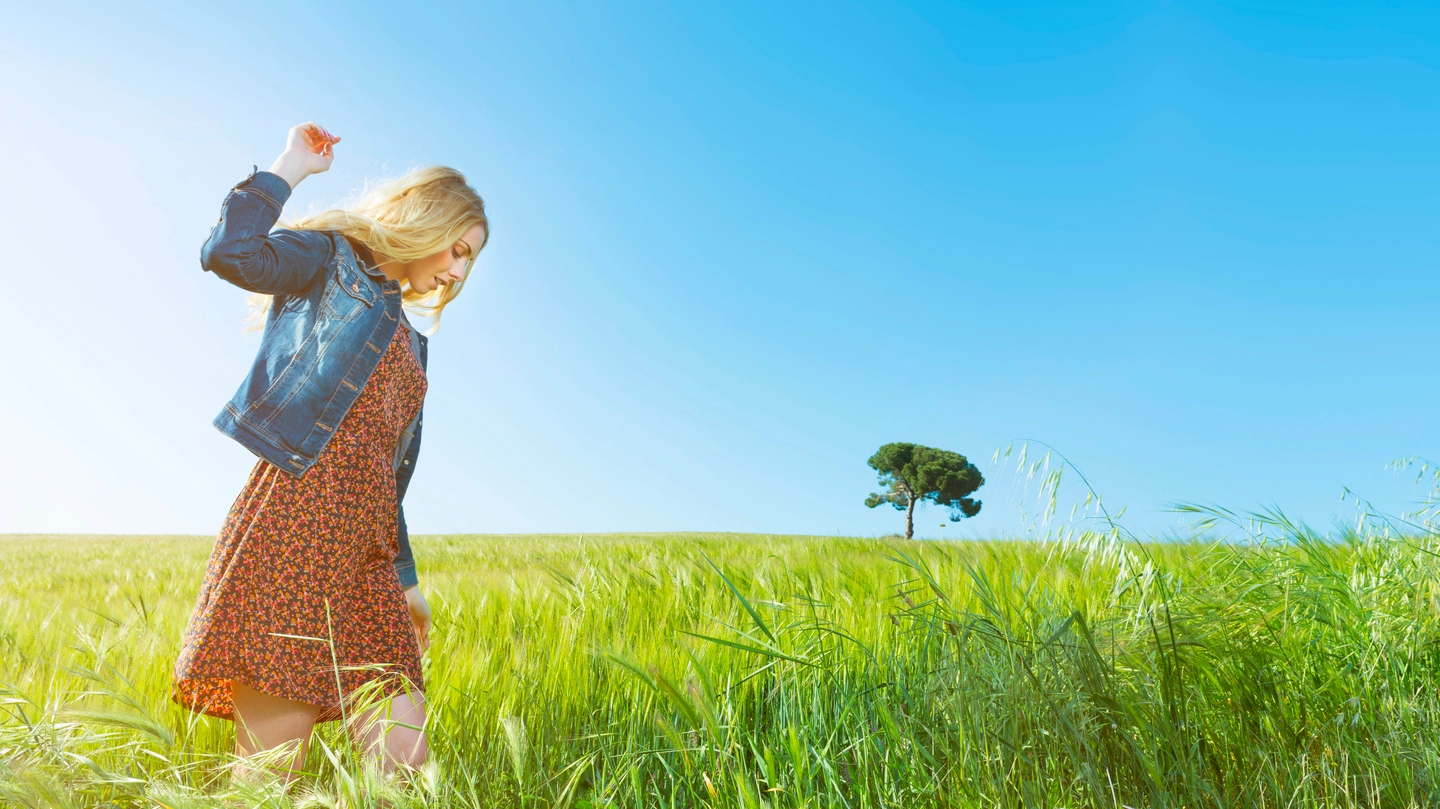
[321,263,376,322]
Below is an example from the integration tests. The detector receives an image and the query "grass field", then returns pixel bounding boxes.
[4,488,1440,806]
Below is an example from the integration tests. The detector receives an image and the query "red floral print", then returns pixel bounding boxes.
[172,325,428,722]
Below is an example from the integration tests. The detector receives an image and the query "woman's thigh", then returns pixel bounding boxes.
[351,690,428,772]
[231,680,322,780]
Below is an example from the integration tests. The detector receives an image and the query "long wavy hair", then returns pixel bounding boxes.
[245,166,489,333]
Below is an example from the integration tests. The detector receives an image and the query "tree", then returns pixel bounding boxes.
[864,442,983,540]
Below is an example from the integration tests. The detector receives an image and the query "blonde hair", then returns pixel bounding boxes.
[245,166,489,333]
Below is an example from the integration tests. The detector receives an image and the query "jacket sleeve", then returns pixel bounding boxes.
[199,167,331,295]
[394,503,418,589]
[393,407,424,588]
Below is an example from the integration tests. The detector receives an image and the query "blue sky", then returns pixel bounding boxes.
[1,1,1436,538]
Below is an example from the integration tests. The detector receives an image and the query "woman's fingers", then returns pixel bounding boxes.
[294,122,340,156]
[301,126,324,153]
[404,587,431,652]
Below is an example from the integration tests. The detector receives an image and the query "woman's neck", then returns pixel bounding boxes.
[371,253,407,282]
[351,240,406,282]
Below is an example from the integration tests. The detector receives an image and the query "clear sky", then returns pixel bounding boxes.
[2,1,1437,539]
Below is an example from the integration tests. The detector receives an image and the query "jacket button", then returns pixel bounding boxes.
[403,460,411,465]
[352,283,360,292]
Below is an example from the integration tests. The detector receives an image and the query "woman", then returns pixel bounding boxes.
[171,122,488,781]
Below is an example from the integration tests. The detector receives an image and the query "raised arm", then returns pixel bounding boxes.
[199,122,343,295]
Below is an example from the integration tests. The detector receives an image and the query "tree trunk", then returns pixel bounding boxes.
[905,495,916,540]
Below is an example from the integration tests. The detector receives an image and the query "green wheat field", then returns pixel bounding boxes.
[5,462,1440,808]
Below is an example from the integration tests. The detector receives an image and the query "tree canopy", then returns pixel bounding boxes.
[864,442,983,539]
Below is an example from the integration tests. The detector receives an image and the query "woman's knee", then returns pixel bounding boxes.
[354,691,428,771]
[388,692,429,769]
[389,728,429,770]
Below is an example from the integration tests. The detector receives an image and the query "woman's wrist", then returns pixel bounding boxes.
[267,151,311,190]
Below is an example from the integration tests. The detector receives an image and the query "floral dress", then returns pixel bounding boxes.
[172,325,427,722]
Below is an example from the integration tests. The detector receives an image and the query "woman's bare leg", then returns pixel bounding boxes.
[231,680,321,784]
[350,690,429,773]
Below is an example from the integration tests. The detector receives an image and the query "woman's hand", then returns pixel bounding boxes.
[267,122,341,190]
[403,585,432,652]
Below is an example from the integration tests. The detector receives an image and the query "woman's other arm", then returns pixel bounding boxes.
[199,122,342,295]
[396,505,430,650]
[394,503,418,589]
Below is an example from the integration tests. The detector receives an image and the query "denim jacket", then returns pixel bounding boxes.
[200,167,425,588]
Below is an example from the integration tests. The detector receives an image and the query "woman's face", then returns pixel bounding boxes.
[391,224,487,294]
